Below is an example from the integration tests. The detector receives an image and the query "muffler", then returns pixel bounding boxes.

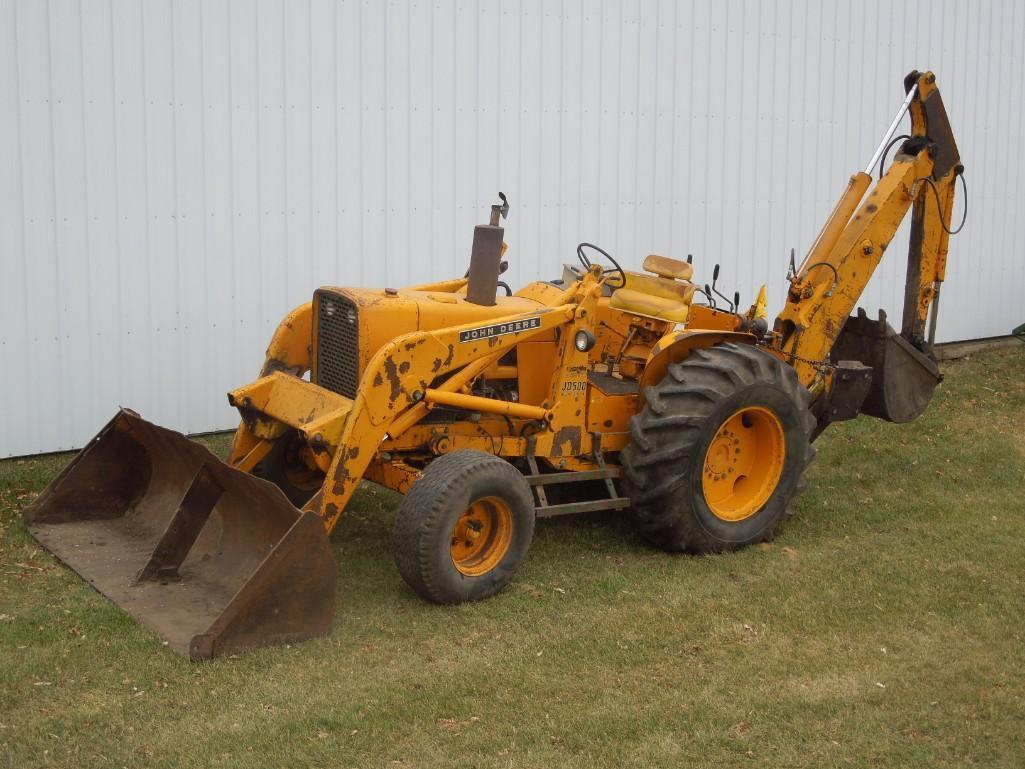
[831,308,942,423]
[23,410,336,659]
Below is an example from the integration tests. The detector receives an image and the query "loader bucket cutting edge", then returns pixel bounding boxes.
[22,410,336,660]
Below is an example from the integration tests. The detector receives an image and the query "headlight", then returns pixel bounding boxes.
[574,329,596,352]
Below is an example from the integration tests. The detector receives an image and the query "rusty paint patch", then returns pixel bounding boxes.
[261,357,297,376]
[431,357,443,372]
[347,446,360,459]
[399,361,411,374]
[866,203,878,213]
[373,372,384,387]
[549,425,582,457]
[330,444,356,491]
[383,356,402,402]
[324,502,340,519]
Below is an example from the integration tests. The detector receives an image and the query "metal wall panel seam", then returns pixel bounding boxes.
[42,0,65,449]
[195,0,210,432]
[1013,0,1025,325]
[139,1,155,431]
[226,1,239,415]
[167,0,186,431]
[73,0,95,447]
[9,0,29,450]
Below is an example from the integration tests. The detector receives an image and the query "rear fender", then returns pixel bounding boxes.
[639,330,757,406]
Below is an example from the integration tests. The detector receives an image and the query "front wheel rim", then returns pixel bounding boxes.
[450,496,514,576]
[701,406,786,522]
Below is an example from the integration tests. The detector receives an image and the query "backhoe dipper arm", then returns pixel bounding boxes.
[773,71,962,388]
[900,71,962,347]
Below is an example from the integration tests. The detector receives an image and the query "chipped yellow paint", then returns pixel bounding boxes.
[315,302,577,532]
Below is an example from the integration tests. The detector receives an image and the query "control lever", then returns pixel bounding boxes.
[710,264,736,313]
[704,283,717,309]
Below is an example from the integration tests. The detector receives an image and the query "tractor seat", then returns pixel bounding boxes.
[642,253,693,281]
[610,253,697,323]
[610,287,691,323]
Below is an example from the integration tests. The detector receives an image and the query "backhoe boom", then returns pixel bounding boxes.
[773,70,962,389]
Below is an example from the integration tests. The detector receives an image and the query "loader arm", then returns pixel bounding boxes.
[313,301,581,532]
[772,70,962,389]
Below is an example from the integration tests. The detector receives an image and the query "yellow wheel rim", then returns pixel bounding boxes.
[701,406,786,522]
[450,496,514,577]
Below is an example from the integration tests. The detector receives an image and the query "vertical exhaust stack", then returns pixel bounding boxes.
[465,192,509,306]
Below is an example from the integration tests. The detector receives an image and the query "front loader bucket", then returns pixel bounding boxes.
[22,410,336,659]
[831,308,942,423]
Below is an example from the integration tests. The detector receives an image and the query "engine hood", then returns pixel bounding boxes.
[311,286,549,396]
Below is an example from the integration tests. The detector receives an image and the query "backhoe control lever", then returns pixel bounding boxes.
[710,264,736,313]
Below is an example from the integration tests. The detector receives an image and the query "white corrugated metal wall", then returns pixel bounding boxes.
[1,0,1021,457]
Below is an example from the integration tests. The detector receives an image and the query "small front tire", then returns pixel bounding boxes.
[392,450,535,604]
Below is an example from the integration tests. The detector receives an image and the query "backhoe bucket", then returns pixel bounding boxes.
[831,309,942,423]
[22,410,336,660]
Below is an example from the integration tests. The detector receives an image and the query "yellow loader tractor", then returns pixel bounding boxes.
[24,71,965,659]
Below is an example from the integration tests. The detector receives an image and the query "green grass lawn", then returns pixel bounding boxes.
[2,347,1024,768]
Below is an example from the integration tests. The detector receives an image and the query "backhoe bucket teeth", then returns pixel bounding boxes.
[831,309,942,423]
[22,410,336,660]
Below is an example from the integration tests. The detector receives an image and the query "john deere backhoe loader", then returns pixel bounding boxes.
[24,71,964,659]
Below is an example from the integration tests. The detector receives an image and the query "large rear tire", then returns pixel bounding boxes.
[622,343,815,553]
[392,450,535,604]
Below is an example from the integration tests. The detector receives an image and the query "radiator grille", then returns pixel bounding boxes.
[315,291,359,399]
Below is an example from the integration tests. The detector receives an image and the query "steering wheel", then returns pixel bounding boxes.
[576,242,626,289]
